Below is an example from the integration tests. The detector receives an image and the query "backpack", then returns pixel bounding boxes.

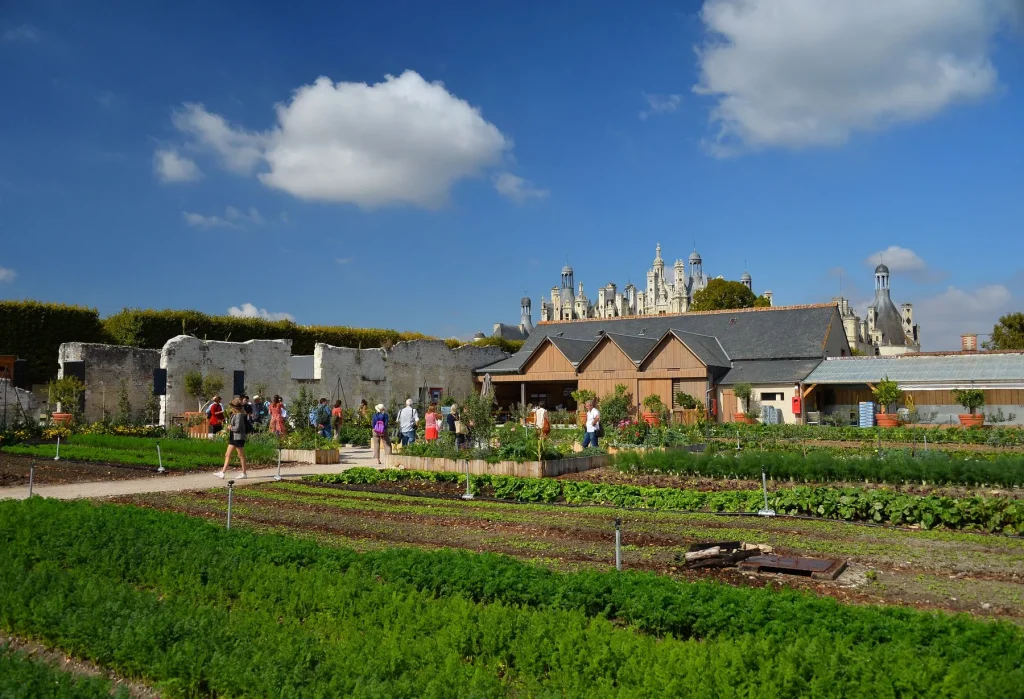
[372,416,387,436]
[309,407,318,427]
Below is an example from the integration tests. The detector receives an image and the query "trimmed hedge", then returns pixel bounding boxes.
[102,308,433,354]
[0,300,106,385]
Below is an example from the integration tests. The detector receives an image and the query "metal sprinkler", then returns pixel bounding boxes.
[226,480,235,530]
[614,518,623,571]
[461,460,474,500]
[757,465,776,517]
[156,440,165,473]
[54,436,60,461]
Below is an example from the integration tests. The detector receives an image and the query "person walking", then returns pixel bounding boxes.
[535,404,550,441]
[315,398,331,439]
[582,399,601,449]
[424,404,439,441]
[370,403,391,465]
[268,395,287,436]
[397,398,419,446]
[331,400,344,441]
[207,395,224,436]
[447,403,467,450]
[215,398,249,479]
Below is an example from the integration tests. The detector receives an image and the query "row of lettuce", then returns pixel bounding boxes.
[2,499,1021,696]
[310,468,1024,533]
[614,448,1024,488]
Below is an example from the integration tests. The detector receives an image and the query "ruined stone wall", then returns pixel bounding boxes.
[160,336,292,423]
[0,379,39,425]
[58,343,161,423]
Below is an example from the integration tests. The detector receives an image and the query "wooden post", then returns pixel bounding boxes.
[520,382,526,412]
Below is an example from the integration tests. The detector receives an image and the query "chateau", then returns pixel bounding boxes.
[539,244,769,323]
[833,263,920,355]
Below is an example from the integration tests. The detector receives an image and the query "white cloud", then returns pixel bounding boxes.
[914,284,1014,350]
[0,266,16,283]
[154,149,202,183]
[172,104,266,174]
[183,206,263,229]
[864,246,926,272]
[639,93,682,120]
[694,0,1018,155]
[493,172,549,204]
[2,24,39,42]
[227,303,295,322]
[171,70,513,208]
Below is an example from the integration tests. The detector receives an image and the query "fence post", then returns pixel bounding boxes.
[274,440,282,481]
[614,517,622,571]
[226,480,234,530]
[156,441,165,473]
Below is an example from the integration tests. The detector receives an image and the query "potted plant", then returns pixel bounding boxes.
[641,394,666,426]
[570,389,596,425]
[953,388,985,427]
[183,371,225,437]
[872,376,903,427]
[48,375,86,425]
[732,383,753,423]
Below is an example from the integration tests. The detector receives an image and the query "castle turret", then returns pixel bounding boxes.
[520,297,533,332]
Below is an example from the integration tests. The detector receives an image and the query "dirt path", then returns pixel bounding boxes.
[0,447,380,501]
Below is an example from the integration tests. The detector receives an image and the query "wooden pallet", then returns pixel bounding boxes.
[737,554,847,581]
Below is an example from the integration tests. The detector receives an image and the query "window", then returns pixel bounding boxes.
[760,392,784,402]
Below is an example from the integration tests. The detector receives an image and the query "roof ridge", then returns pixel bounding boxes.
[536,302,835,325]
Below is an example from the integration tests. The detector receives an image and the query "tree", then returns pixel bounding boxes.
[984,312,1024,350]
[753,295,771,308]
[691,279,757,312]
[952,388,985,415]
[872,376,902,414]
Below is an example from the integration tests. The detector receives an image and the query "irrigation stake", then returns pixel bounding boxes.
[226,480,234,530]
[461,459,474,500]
[614,517,622,571]
[758,465,776,517]
[156,441,165,473]
[54,436,60,461]
[274,442,282,481]
[28,463,34,498]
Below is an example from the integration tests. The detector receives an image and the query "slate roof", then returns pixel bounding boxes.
[492,323,529,341]
[718,359,823,386]
[548,336,595,366]
[602,333,660,364]
[476,304,838,375]
[804,353,1024,386]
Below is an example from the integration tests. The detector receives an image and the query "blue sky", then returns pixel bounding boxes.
[1,0,1022,350]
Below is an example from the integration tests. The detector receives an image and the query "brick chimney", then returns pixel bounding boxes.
[961,334,978,352]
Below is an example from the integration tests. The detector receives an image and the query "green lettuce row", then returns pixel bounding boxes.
[307,468,1024,533]
[1,499,1021,697]
[613,448,1024,488]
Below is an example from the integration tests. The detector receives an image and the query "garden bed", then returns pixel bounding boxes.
[279,448,340,465]
[384,452,608,478]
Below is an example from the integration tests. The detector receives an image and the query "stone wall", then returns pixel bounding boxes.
[160,336,293,422]
[0,379,39,426]
[58,343,161,423]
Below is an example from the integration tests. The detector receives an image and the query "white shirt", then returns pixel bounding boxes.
[534,407,547,428]
[585,407,600,433]
[398,406,419,432]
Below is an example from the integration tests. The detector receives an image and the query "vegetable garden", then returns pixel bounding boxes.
[2,498,1023,697]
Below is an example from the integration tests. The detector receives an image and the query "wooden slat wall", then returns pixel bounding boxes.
[816,387,1024,408]
[522,342,575,374]
[638,379,673,409]
[671,379,706,405]
[578,378,629,402]
[578,340,634,373]
[641,336,705,371]
[719,389,737,423]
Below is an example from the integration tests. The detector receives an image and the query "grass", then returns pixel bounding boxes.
[1,433,277,470]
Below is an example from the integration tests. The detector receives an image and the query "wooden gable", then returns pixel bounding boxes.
[577,337,635,373]
[521,339,576,376]
[641,334,706,372]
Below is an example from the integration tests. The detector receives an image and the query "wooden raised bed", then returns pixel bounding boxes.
[280,448,340,465]
[384,453,608,478]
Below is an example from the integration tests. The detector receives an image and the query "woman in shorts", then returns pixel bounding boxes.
[215,398,249,479]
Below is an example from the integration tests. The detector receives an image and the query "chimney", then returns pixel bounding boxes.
[961,334,978,352]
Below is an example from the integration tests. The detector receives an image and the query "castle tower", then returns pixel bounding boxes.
[741,269,752,290]
[688,248,703,287]
[520,297,533,332]
[561,264,574,294]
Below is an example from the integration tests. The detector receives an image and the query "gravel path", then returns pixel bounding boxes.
[0,446,381,501]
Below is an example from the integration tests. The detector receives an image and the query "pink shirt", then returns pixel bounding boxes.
[425,413,438,429]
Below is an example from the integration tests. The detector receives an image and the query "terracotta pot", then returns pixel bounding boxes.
[875,413,900,427]
[642,411,661,427]
[732,412,749,423]
[577,411,587,426]
[958,414,985,428]
[51,413,73,425]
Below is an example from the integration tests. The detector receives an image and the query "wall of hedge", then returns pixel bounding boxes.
[0,301,107,385]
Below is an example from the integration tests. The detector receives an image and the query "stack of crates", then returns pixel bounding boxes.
[858,402,875,428]
[760,404,780,425]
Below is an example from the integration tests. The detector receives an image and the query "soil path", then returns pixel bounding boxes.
[0,447,380,501]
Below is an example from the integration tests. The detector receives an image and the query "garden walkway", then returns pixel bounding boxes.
[0,446,381,501]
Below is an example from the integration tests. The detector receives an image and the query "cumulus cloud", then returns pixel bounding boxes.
[914,284,1014,350]
[493,172,549,204]
[183,206,264,229]
[0,266,16,283]
[154,149,202,183]
[694,0,1018,155]
[639,93,682,120]
[2,25,39,42]
[227,303,295,322]
[171,71,516,208]
[865,246,926,272]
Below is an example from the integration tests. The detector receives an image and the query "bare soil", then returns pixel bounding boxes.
[0,452,174,487]
[110,481,1024,623]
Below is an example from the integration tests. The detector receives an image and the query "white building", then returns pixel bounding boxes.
[833,263,920,356]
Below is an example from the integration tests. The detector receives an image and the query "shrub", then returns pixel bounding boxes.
[600,384,633,427]
[674,392,701,410]
[872,376,903,414]
[47,375,85,416]
[953,388,986,415]
[0,300,106,384]
[732,383,752,413]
